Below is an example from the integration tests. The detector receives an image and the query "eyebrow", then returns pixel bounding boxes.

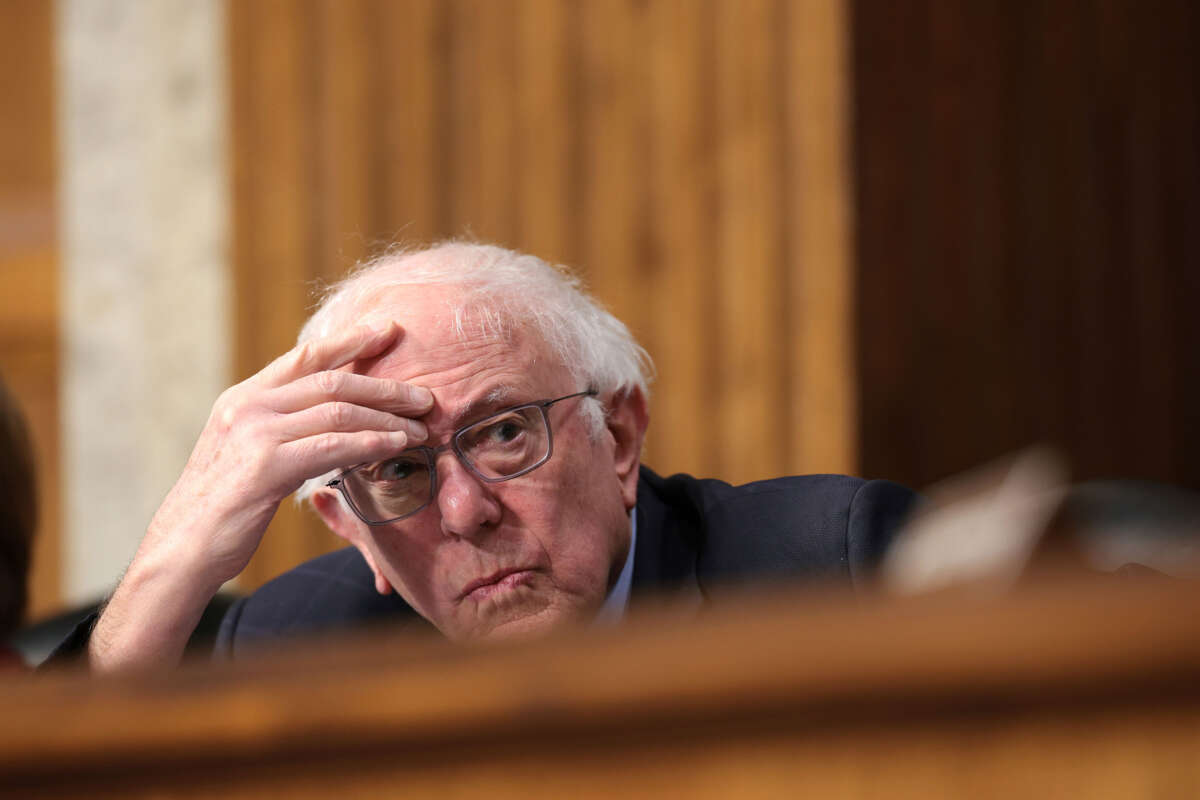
[447,384,517,427]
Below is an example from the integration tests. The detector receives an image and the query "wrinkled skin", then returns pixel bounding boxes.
[89,321,435,671]
[314,288,647,642]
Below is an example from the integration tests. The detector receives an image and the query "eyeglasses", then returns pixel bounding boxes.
[326,388,598,525]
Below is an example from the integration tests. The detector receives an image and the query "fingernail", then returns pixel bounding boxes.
[412,386,435,409]
[409,420,429,441]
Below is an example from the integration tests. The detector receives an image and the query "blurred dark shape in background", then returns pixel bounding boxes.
[885,447,1200,595]
[1059,479,1200,578]
[0,373,35,666]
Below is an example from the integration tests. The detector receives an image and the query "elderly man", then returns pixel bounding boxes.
[79,242,916,672]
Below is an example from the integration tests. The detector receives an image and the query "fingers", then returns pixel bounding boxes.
[281,401,430,443]
[270,371,434,417]
[279,429,415,476]
[257,322,401,388]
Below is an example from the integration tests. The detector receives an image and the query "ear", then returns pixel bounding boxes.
[604,386,650,511]
[311,489,394,595]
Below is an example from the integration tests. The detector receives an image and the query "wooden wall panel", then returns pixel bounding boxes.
[515,0,571,265]
[448,0,514,244]
[645,0,716,476]
[0,0,59,618]
[853,0,1200,490]
[713,0,787,482]
[576,0,649,333]
[373,0,443,244]
[316,0,375,272]
[786,0,858,475]
[229,0,856,590]
[230,0,330,588]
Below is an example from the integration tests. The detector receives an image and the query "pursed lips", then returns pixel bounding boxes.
[457,566,536,601]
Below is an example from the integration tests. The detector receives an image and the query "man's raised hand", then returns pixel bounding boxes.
[89,322,430,672]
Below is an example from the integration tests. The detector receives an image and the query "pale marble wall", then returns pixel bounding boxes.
[58,0,230,602]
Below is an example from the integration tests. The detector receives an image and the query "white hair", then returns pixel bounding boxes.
[295,240,654,503]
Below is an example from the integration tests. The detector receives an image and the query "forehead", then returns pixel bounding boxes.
[351,286,570,417]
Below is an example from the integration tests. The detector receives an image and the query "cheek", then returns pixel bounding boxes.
[502,460,602,537]
[520,455,629,582]
[364,527,443,605]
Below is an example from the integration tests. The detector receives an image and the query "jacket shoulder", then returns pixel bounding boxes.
[639,468,917,590]
[216,547,425,658]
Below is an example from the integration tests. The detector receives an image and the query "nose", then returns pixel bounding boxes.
[434,451,502,538]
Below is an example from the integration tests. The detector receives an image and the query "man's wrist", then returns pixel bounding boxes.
[87,544,224,673]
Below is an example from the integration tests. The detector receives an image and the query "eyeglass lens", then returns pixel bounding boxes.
[342,405,551,523]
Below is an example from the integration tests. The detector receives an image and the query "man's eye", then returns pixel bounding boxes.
[488,420,524,443]
[370,457,421,482]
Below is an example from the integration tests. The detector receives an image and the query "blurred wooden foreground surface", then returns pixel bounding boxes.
[2,574,1199,798]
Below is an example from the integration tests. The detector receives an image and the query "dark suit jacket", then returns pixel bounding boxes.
[215,467,918,658]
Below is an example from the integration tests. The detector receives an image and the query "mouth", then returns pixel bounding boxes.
[458,567,536,602]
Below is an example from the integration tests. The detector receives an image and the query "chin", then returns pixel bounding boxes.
[449,600,585,645]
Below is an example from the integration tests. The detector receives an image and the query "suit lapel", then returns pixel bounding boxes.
[630,467,705,614]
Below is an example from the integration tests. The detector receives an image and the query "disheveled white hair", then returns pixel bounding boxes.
[295,240,654,503]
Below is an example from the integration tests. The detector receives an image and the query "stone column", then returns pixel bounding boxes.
[58,0,229,602]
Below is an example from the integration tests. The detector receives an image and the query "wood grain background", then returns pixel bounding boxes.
[229,0,857,589]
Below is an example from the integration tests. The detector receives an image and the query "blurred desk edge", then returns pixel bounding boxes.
[2,573,1199,797]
